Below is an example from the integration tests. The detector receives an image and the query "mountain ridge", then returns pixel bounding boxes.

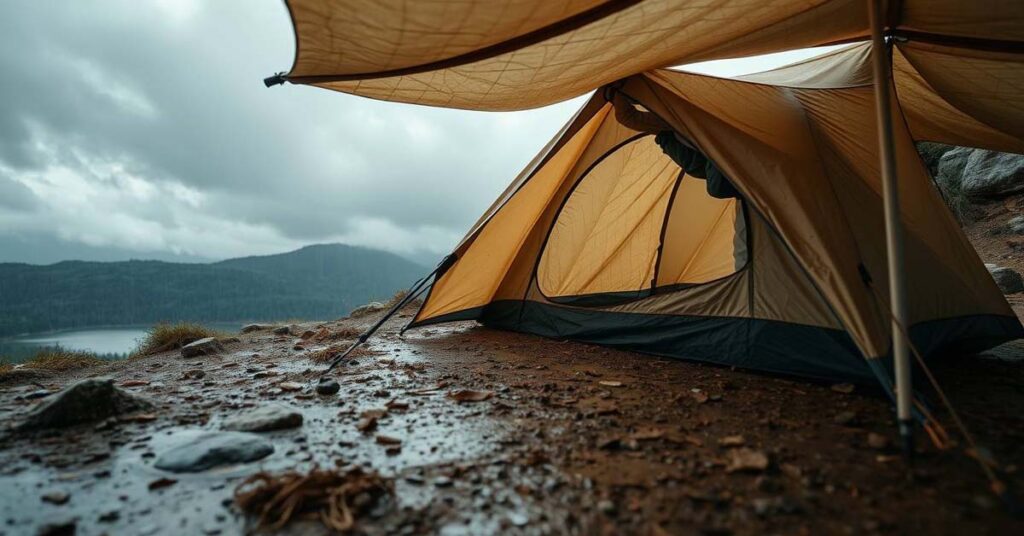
[0,244,425,337]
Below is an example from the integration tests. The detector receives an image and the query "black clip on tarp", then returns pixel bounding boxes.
[322,253,458,375]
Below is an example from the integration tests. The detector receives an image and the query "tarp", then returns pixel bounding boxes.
[279,0,1024,111]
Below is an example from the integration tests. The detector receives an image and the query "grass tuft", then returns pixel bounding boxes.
[19,349,105,371]
[132,322,227,357]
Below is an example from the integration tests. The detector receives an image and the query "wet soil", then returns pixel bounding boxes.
[1,309,1023,535]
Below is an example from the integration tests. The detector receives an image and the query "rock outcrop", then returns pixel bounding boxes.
[937,147,1024,199]
[19,378,154,430]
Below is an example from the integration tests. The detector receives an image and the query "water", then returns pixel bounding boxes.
[0,323,242,363]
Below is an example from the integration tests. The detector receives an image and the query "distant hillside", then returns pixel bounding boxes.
[0,244,425,337]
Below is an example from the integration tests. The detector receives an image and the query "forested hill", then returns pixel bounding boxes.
[0,244,426,337]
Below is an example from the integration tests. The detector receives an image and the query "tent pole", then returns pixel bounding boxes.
[868,0,913,460]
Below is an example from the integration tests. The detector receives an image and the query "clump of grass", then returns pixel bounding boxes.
[0,360,13,375]
[132,322,227,357]
[384,289,423,309]
[20,349,105,371]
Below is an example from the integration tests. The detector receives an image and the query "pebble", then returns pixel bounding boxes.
[41,491,70,505]
[222,404,303,432]
[316,378,340,396]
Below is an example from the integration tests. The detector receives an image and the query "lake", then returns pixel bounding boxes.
[0,323,242,363]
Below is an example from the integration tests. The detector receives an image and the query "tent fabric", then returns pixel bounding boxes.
[405,42,1023,382]
[280,0,1024,111]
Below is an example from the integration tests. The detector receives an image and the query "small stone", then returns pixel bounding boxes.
[598,499,617,516]
[25,389,51,400]
[222,404,303,432]
[98,509,120,522]
[36,520,76,536]
[719,435,745,447]
[180,337,224,358]
[316,378,340,396]
[41,491,70,505]
[182,369,206,380]
[867,432,889,450]
[154,432,273,473]
[726,448,770,473]
[833,411,858,426]
[375,435,402,445]
[433,476,453,488]
[830,383,855,394]
[278,381,303,392]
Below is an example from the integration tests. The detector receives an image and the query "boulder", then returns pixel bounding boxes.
[936,146,973,188]
[154,431,273,473]
[987,265,1024,294]
[19,378,154,431]
[241,324,272,333]
[222,404,303,432]
[180,337,224,358]
[350,301,386,318]
[960,149,1024,198]
[272,325,292,335]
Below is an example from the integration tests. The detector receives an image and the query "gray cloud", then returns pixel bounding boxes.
[0,0,581,263]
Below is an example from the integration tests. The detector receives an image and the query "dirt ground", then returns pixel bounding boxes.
[1,305,1023,535]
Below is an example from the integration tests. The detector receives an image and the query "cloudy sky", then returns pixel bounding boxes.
[0,1,838,266]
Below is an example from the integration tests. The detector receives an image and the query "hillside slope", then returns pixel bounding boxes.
[0,244,424,337]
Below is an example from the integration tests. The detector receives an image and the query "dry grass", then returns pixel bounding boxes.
[308,344,381,363]
[0,361,13,375]
[132,322,227,357]
[384,289,422,309]
[234,465,392,532]
[18,349,105,371]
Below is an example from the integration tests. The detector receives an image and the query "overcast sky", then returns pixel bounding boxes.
[0,1,839,266]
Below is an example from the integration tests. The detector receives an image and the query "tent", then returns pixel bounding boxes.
[394,42,1023,384]
[269,0,1024,443]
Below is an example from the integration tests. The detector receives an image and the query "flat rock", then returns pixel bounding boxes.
[19,378,154,431]
[154,431,273,473]
[272,325,291,335]
[222,404,303,432]
[180,337,224,358]
[241,324,273,333]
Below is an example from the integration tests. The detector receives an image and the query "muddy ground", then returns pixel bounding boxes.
[1,307,1023,536]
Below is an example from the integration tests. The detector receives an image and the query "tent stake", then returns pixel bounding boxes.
[869,0,913,461]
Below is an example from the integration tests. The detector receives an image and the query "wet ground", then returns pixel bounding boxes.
[1,310,1023,535]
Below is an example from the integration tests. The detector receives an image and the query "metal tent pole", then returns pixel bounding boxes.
[868,0,913,459]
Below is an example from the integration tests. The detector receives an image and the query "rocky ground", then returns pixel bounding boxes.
[1,306,1023,536]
